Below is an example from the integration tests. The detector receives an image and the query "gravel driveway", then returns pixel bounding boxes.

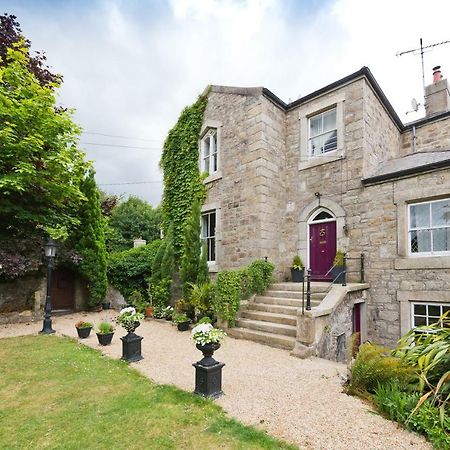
[1,312,431,450]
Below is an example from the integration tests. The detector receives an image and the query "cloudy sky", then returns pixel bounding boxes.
[5,0,450,206]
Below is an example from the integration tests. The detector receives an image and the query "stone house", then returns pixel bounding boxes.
[197,66,450,358]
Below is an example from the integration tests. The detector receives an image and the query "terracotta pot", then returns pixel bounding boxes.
[145,306,154,318]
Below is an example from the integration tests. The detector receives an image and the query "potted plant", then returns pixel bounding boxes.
[163,305,174,321]
[96,322,115,346]
[173,313,190,331]
[75,321,93,339]
[331,250,345,284]
[117,306,145,362]
[290,255,304,283]
[145,298,154,318]
[153,305,165,319]
[191,322,226,366]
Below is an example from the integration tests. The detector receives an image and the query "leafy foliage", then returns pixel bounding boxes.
[0,14,61,87]
[106,196,161,252]
[161,225,175,280]
[71,171,108,307]
[148,278,172,308]
[189,282,214,317]
[213,260,275,326]
[347,343,415,396]
[0,41,88,239]
[108,240,161,299]
[333,250,344,267]
[291,255,304,269]
[160,93,208,259]
[97,322,114,334]
[127,290,148,314]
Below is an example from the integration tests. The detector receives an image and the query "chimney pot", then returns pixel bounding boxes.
[433,65,442,83]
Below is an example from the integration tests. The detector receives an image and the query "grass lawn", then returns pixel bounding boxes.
[0,335,295,450]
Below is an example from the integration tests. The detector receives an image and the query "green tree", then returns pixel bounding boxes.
[71,171,108,307]
[0,42,88,238]
[180,199,203,297]
[107,196,161,252]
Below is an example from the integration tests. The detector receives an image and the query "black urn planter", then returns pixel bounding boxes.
[97,332,114,346]
[177,321,190,332]
[121,321,143,362]
[76,326,92,339]
[193,343,225,399]
[165,315,173,321]
[102,302,111,310]
[290,268,304,283]
[331,266,345,284]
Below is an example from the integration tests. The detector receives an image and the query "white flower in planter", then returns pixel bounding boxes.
[191,323,226,345]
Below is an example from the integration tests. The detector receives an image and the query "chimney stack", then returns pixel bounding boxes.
[425,65,450,116]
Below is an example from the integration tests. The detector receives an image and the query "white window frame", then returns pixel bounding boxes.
[201,210,216,263]
[201,128,218,175]
[308,107,338,157]
[408,198,450,256]
[411,302,450,328]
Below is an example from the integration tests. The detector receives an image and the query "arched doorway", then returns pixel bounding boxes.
[51,267,75,311]
[308,209,337,281]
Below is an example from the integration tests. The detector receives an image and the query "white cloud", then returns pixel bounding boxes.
[7,0,450,206]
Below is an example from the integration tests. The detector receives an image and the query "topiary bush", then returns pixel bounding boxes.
[107,240,161,299]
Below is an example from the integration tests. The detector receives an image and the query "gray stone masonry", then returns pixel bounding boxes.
[201,73,450,348]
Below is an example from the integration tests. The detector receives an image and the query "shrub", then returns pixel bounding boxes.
[247,259,275,295]
[348,343,415,396]
[107,240,161,299]
[127,290,148,314]
[97,322,114,334]
[148,278,171,308]
[189,282,214,316]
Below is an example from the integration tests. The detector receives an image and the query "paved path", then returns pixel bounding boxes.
[1,312,431,450]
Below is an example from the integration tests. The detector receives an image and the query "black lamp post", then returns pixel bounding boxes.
[40,238,58,335]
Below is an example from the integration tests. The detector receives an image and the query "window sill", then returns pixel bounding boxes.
[395,256,450,270]
[298,151,344,172]
[207,262,219,273]
[203,171,222,184]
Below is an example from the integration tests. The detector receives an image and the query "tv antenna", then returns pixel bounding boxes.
[396,38,450,105]
[406,98,421,115]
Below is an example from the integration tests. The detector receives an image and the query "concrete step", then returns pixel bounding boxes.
[251,303,301,315]
[254,296,322,307]
[227,327,296,350]
[270,282,330,293]
[235,318,296,337]
[265,290,326,300]
[241,310,297,326]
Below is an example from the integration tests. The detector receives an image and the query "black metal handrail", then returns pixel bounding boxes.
[301,253,365,315]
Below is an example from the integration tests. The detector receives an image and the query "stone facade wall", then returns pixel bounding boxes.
[0,272,44,313]
[202,76,450,347]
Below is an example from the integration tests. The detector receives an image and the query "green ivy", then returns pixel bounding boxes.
[213,260,275,326]
[160,91,208,260]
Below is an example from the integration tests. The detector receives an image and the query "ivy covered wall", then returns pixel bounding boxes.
[159,91,209,260]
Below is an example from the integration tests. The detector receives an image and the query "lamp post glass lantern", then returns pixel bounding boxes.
[41,238,58,334]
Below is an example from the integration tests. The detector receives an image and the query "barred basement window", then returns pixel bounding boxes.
[201,211,216,262]
[201,128,218,174]
[408,198,450,255]
[308,108,337,156]
[411,302,450,327]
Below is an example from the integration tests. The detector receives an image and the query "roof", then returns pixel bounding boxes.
[362,150,450,185]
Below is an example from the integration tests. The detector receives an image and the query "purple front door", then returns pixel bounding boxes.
[309,221,336,280]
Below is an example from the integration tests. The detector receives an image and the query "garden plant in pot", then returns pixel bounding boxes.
[96,322,115,346]
[331,250,345,284]
[290,255,304,283]
[191,319,226,398]
[173,313,190,331]
[163,305,174,321]
[75,321,93,339]
[117,306,145,362]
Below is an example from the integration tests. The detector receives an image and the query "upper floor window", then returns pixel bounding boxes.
[201,210,216,262]
[409,198,450,255]
[308,108,337,156]
[201,128,218,174]
[412,302,450,327]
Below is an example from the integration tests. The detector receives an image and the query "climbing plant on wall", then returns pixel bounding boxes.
[160,91,209,260]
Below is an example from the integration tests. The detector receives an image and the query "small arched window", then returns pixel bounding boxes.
[311,210,333,221]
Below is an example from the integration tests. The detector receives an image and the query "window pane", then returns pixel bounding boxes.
[209,213,216,237]
[431,200,450,226]
[428,316,441,326]
[414,316,427,326]
[410,230,431,253]
[310,135,323,156]
[212,152,217,172]
[204,156,210,173]
[313,211,333,221]
[204,136,210,157]
[410,203,430,228]
[414,304,426,315]
[443,305,450,314]
[428,305,442,317]
[201,216,208,238]
[210,237,215,261]
[310,115,322,138]
[432,228,450,252]
[323,109,336,132]
[322,130,337,152]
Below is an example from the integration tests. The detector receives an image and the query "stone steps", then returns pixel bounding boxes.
[265,290,326,300]
[251,303,302,315]
[254,296,322,307]
[240,310,297,326]
[269,282,330,293]
[226,327,296,350]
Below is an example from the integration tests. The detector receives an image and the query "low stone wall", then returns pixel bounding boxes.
[0,272,45,313]
[0,309,40,325]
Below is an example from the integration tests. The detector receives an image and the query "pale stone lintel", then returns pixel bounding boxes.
[207,262,219,273]
[395,256,450,270]
[298,152,345,172]
[203,171,223,184]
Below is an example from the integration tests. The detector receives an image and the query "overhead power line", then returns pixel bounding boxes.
[98,181,163,186]
[80,141,162,150]
[84,131,162,142]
